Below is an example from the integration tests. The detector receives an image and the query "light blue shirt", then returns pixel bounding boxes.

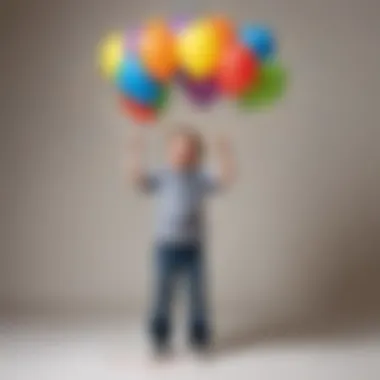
[144,167,221,243]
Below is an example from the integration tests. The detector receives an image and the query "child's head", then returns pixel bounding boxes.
[167,127,204,171]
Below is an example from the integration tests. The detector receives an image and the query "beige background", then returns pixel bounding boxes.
[1,0,380,332]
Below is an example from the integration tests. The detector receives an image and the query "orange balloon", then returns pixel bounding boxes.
[120,96,156,123]
[211,16,236,49]
[139,20,177,81]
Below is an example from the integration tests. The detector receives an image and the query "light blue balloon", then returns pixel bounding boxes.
[240,24,276,61]
[116,55,161,105]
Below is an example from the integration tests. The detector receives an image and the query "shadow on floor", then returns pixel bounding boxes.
[212,315,380,357]
[212,196,380,357]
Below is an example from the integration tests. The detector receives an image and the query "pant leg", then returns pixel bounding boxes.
[186,244,210,345]
[150,244,176,345]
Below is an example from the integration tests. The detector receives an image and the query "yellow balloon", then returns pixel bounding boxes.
[177,19,222,80]
[97,33,124,80]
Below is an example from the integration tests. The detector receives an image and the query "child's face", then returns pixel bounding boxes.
[168,134,200,170]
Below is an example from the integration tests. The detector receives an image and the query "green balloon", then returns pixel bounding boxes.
[155,86,171,114]
[239,61,288,109]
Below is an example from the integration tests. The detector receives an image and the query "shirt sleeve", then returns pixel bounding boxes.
[200,169,223,194]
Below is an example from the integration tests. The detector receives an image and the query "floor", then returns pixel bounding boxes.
[1,319,380,380]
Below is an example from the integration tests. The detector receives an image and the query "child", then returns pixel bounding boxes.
[128,126,235,353]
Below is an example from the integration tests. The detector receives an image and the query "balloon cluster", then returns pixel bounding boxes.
[97,16,288,124]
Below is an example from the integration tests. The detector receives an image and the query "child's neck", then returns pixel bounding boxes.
[170,164,199,173]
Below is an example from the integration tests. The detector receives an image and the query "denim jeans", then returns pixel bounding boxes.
[150,242,210,346]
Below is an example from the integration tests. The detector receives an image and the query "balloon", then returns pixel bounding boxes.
[177,72,219,106]
[120,96,156,123]
[171,16,189,33]
[177,19,223,80]
[98,17,288,119]
[240,25,276,61]
[238,61,287,108]
[155,86,170,113]
[116,55,161,105]
[97,33,124,80]
[211,15,236,49]
[218,44,260,95]
[139,20,177,81]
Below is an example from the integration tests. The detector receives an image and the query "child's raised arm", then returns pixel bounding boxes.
[126,131,147,188]
[126,131,161,193]
[215,135,236,188]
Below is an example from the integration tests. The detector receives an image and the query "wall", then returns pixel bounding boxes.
[1,0,380,331]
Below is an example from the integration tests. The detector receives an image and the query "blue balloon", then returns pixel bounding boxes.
[239,25,276,61]
[116,55,161,105]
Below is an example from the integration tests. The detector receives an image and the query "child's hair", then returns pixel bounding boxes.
[168,125,204,157]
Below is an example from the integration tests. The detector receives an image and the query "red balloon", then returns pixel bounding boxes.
[218,44,260,95]
[120,96,156,123]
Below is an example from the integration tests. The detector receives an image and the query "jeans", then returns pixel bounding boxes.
[150,242,210,346]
